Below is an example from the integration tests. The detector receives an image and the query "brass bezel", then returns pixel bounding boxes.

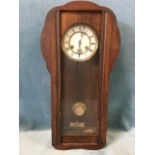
[72,102,87,116]
[61,23,99,62]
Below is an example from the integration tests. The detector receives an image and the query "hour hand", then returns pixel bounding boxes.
[78,39,82,48]
[77,48,82,56]
[77,39,82,55]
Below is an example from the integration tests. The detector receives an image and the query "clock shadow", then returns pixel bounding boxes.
[108,22,135,131]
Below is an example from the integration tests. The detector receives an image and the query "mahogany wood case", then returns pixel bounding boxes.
[41,1,120,150]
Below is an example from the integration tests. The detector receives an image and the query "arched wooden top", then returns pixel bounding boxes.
[41,1,120,74]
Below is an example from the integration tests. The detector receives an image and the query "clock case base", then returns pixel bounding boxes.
[41,1,120,150]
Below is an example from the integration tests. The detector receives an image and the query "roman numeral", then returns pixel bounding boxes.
[65,45,74,51]
[71,52,74,56]
[89,49,93,52]
[90,35,94,38]
[72,29,75,33]
[79,26,82,32]
[65,47,70,51]
[79,26,85,32]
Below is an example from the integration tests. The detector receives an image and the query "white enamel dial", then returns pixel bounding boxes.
[62,24,99,62]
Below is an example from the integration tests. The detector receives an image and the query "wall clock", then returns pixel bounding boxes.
[41,1,120,150]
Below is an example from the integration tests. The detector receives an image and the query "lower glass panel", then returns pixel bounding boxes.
[60,11,101,137]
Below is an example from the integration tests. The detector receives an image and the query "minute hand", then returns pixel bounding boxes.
[77,39,82,55]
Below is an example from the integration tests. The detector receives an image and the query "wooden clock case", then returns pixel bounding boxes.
[41,1,120,150]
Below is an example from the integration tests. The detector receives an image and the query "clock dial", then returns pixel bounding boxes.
[62,24,99,62]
